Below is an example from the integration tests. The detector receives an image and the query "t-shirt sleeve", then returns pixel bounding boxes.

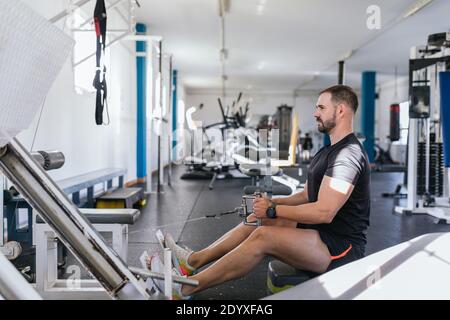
[325,145,365,185]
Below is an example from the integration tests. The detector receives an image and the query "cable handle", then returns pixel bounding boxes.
[242,192,264,226]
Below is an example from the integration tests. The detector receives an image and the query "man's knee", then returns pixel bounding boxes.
[248,226,270,242]
[245,227,272,255]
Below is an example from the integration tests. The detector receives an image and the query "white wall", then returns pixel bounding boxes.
[17,0,138,183]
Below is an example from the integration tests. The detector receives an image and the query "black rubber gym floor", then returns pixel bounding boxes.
[128,166,450,300]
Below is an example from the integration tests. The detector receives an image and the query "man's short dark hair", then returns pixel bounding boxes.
[319,85,358,113]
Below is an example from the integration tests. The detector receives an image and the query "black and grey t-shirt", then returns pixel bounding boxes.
[305,133,370,248]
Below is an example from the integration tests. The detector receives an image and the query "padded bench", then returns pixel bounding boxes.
[2,169,129,247]
[57,168,126,207]
[267,260,318,295]
[34,208,139,299]
[35,208,140,225]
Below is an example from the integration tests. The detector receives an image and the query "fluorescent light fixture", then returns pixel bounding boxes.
[403,0,434,18]
[341,49,354,60]
[218,0,230,17]
[257,5,265,15]
[257,0,266,15]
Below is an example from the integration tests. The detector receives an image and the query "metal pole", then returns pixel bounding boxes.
[129,266,198,286]
[49,0,92,24]
[407,119,419,211]
[167,55,173,186]
[0,252,42,300]
[338,60,345,84]
[0,139,149,300]
[163,249,172,299]
[157,40,163,193]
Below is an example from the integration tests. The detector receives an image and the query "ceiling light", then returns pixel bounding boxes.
[258,62,266,70]
[257,0,266,15]
[341,49,354,61]
[218,0,230,17]
[403,0,434,18]
[257,5,265,15]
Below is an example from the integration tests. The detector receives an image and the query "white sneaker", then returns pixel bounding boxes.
[164,233,196,276]
[147,253,192,300]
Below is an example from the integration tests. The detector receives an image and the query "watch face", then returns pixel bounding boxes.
[267,207,276,218]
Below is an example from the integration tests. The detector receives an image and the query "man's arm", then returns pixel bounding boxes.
[254,176,354,224]
[271,182,309,206]
[276,176,354,224]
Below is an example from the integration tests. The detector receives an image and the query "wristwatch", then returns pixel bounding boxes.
[266,201,277,219]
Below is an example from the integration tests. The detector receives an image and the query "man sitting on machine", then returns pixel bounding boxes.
[147,85,371,299]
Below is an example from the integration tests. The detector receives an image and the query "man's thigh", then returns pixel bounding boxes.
[258,226,331,274]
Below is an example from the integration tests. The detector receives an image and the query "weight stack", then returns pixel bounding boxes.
[429,142,444,197]
[275,105,293,160]
[417,142,426,196]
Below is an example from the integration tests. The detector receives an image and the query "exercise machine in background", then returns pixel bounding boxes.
[181,92,251,189]
[395,32,450,224]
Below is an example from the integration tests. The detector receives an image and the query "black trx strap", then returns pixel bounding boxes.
[93,0,107,125]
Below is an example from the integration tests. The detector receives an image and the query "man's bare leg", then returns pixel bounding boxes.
[188,215,297,269]
[182,226,331,296]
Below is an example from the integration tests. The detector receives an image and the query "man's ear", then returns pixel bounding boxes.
[338,103,345,116]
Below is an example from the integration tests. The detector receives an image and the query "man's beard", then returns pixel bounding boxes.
[317,112,337,134]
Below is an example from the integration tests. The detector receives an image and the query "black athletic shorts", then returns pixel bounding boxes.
[298,224,365,272]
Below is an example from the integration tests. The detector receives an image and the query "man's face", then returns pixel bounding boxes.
[314,92,337,134]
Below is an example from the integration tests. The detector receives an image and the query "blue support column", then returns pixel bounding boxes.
[136,23,147,179]
[361,71,376,163]
[172,69,178,159]
[439,71,450,167]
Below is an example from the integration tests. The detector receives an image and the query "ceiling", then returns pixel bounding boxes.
[134,0,450,92]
